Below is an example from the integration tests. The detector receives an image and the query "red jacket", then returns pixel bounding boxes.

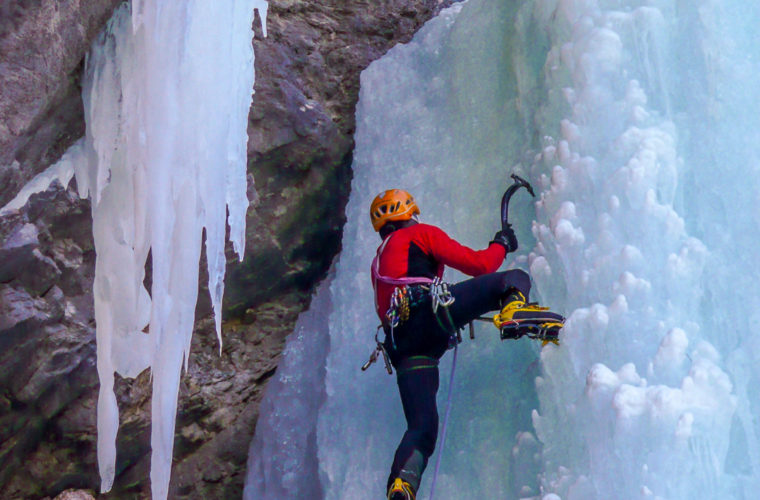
[371,223,506,321]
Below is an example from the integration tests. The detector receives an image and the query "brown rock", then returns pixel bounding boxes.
[53,489,96,500]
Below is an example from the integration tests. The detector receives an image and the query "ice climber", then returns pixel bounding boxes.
[368,188,564,500]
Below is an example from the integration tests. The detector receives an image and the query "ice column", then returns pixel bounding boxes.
[81,1,267,497]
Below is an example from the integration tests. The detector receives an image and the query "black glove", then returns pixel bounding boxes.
[491,224,518,253]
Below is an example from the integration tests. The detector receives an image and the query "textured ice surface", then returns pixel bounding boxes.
[524,0,754,497]
[248,0,760,498]
[79,1,267,497]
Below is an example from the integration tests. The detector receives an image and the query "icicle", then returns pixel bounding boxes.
[81,0,267,497]
[0,140,83,216]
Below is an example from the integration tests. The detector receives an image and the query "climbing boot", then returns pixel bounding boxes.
[494,291,564,345]
[387,477,416,500]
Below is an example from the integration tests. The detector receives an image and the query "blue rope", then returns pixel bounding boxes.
[428,341,458,500]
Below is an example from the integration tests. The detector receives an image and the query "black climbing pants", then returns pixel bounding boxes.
[388,359,439,493]
[385,269,531,493]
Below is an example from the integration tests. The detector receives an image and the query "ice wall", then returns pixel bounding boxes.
[243,276,332,500]
[79,1,267,497]
[248,0,760,498]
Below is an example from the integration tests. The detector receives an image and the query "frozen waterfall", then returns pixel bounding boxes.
[79,1,266,498]
[247,0,760,499]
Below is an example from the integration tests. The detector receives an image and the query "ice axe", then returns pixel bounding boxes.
[501,173,535,230]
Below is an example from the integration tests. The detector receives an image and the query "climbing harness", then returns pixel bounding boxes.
[368,234,434,353]
[360,278,458,373]
[362,273,461,373]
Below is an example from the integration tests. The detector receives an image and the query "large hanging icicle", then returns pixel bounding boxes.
[80,0,267,497]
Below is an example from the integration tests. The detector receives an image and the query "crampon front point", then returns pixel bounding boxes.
[498,319,563,346]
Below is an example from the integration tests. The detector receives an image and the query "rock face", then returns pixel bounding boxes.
[0,0,451,498]
[0,0,123,207]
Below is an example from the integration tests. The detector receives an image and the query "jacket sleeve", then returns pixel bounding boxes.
[422,225,506,276]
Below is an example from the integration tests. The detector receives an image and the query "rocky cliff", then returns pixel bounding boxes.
[0,0,451,497]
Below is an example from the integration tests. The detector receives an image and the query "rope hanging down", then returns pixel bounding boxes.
[428,341,457,500]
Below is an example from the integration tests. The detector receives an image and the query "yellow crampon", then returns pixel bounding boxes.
[493,291,563,345]
[387,478,416,500]
[538,322,564,346]
[492,291,550,329]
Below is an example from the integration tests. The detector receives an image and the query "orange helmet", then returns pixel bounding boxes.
[370,189,420,232]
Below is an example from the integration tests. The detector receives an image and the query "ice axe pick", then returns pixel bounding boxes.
[501,173,535,230]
